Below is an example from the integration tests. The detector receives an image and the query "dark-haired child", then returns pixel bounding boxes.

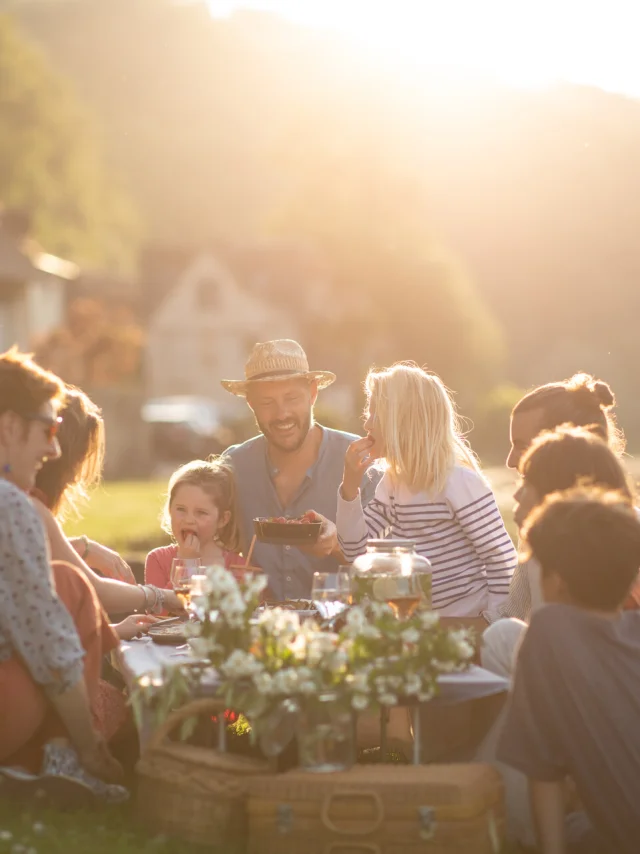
[497,487,640,854]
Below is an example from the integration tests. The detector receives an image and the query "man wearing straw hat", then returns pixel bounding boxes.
[222,339,377,601]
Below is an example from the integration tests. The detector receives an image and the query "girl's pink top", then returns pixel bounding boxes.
[144,544,246,590]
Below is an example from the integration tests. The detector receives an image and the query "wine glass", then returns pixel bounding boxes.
[311,571,351,618]
[170,557,202,607]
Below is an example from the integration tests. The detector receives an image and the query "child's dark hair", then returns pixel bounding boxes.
[161,457,240,553]
[522,486,640,611]
[513,373,624,455]
[520,425,633,504]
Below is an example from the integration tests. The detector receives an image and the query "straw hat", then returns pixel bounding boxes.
[221,339,336,397]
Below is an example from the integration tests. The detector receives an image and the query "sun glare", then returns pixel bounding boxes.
[335,4,561,92]
[207,0,640,99]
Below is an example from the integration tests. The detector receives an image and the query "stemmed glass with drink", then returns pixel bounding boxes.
[170,557,203,608]
[311,571,352,604]
[311,570,351,619]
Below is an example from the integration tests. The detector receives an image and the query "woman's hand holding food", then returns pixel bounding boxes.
[341,436,375,502]
[114,613,159,640]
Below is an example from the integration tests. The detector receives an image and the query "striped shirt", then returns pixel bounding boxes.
[337,464,517,616]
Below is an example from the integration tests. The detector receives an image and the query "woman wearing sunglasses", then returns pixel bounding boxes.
[0,348,128,803]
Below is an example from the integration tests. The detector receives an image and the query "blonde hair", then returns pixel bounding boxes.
[161,457,241,553]
[365,362,482,495]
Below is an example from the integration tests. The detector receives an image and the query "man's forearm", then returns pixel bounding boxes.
[530,779,566,854]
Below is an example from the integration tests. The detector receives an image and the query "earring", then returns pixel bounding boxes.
[2,463,11,474]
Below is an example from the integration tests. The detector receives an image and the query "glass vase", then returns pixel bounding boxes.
[297,694,354,772]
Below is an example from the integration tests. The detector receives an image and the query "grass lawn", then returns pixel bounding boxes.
[64,480,169,556]
[0,802,217,854]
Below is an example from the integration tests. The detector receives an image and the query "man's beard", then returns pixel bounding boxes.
[256,411,314,453]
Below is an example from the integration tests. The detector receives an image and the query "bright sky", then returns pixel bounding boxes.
[206,0,640,98]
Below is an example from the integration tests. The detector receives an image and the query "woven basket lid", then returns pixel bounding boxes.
[247,763,501,806]
[140,742,270,776]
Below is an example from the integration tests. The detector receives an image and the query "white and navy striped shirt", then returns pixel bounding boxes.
[337,464,517,617]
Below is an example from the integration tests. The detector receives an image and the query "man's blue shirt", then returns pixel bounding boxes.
[225,425,378,600]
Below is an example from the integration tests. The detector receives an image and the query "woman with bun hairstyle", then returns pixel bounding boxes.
[489,373,626,624]
[507,372,623,472]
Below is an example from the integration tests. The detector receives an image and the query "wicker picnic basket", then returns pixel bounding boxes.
[135,698,269,848]
[246,763,505,854]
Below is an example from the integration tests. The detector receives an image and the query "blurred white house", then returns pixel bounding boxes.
[0,210,78,352]
[142,242,338,413]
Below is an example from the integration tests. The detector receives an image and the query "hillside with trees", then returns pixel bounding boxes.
[6,0,640,445]
[0,11,139,269]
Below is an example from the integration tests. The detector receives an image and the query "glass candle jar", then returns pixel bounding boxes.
[351,540,432,618]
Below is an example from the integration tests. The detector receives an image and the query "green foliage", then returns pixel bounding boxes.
[0,13,139,268]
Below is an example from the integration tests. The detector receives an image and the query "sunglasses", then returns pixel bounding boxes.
[27,414,63,441]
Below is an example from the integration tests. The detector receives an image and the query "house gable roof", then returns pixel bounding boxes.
[140,239,331,320]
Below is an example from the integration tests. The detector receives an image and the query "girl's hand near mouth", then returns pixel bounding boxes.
[180,531,201,558]
[341,436,375,502]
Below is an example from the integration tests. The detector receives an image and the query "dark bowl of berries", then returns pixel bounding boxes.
[253,512,322,545]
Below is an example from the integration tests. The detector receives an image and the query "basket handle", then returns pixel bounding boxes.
[324,844,382,854]
[321,789,384,836]
[145,697,228,752]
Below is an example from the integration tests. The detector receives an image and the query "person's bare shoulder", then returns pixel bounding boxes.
[30,493,57,530]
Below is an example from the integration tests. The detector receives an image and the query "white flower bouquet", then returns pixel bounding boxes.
[133,567,474,749]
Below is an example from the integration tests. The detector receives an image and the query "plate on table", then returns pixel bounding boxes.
[254,515,322,545]
[148,621,188,646]
[257,599,320,620]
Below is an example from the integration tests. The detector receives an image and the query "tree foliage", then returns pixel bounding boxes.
[270,102,505,401]
[34,297,145,388]
[11,2,640,441]
[0,13,138,268]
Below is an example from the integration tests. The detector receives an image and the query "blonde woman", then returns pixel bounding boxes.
[337,363,516,617]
